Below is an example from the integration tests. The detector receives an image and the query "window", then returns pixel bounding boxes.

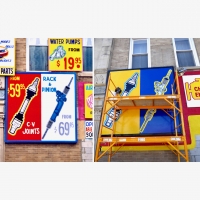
[129,38,151,69]
[26,38,93,71]
[26,38,48,71]
[172,38,199,67]
[83,38,93,71]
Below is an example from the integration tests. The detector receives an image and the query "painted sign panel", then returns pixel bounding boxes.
[182,75,200,107]
[101,67,181,137]
[85,121,93,139]
[78,82,92,120]
[5,72,77,143]
[84,84,93,119]
[0,39,15,76]
[179,70,200,149]
[48,38,83,71]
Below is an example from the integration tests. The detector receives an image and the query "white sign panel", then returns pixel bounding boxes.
[41,74,76,142]
[182,75,200,107]
[85,121,93,139]
[0,38,16,76]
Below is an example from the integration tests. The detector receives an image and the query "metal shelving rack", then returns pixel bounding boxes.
[95,70,189,162]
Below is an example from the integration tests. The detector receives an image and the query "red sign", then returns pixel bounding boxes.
[179,70,200,145]
[5,72,77,143]
[7,74,41,141]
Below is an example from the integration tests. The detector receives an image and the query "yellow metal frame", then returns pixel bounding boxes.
[95,71,189,162]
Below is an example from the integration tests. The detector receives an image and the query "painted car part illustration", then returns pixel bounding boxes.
[86,94,93,109]
[0,46,8,58]
[104,73,139,128]
[154,70,172,95]
[140,69,172,133]
[49,46,66,61]
[42,77,73,139]
[8,78,40,135]
[139,109,156,133]
[121,73,139,96]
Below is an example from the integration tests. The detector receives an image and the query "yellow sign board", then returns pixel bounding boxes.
[0,38,16,76]
[84,84,93,118]
[48,38,83,71]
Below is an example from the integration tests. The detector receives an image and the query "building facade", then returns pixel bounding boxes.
[94,38,200,162]
[0,38,93,162]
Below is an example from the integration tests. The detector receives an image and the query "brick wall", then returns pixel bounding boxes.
[3,38,93,162]
[16,38,26,71]
[81,139,93,162]
[5,142,81,162]
[150,38,176,67]
[193,38,200,62]
[110,38,129,70]
[97,151,186,162]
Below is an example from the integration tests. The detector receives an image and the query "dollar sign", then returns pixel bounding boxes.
[57,60,60,67]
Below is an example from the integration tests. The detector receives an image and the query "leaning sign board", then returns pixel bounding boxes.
[48,38,83,72]
[0,39,16,76]
[4,72,77,143]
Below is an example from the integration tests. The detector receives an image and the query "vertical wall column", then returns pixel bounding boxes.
[0,77,5,162]
[94,38,113,155]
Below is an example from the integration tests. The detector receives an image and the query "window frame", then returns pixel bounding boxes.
[172,38,200,68]
[128,38,151,69]
[26,38,93,72]
[26,38,48,72]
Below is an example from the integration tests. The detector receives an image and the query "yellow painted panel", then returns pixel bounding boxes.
[48,38,83,71]
[84,84,93,118]
[102,70,140,135]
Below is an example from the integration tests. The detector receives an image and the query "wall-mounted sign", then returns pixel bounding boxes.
[101,67,179,137]
[84,84,93,118]
[48,38,83,72]
[4,72,77,143]
[85,121,93,139]
[0,39,16,76]
[182,75,200,107]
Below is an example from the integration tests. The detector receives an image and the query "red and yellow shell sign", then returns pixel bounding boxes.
[84,84,93,119]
